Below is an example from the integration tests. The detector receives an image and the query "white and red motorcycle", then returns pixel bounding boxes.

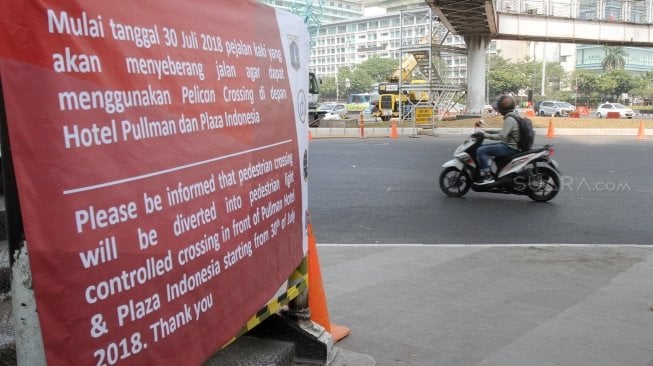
[439,131,561,202]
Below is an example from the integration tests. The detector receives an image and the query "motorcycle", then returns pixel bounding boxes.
[439,131,562,202]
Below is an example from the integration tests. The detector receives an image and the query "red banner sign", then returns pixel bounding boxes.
[0,1,309,364]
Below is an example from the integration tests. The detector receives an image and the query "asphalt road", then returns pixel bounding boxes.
[307,135,653,245]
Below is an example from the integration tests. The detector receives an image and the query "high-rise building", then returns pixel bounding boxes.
[577,46,653,74]
[257,0,364,23]
[362,0,424,14]
[307,8,475,83]
[576,0,653,74]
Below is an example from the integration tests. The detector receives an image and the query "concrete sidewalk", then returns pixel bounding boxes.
[318,244,653,366]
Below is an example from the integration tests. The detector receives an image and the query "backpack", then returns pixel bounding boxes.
[507,112,534,151]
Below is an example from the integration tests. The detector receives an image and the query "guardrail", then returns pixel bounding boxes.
[495,0,651,23]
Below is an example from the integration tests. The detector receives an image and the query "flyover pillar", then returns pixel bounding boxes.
[464,35,491,114]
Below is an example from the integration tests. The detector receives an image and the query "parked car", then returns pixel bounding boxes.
[537,101,575,117]
[596,103,634,119]
[318,103,348,120]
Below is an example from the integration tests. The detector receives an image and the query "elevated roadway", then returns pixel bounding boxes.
[424,0,653,113]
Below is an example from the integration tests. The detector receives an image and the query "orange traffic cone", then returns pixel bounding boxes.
[546,118,556,139]
[307,223,351,342]
[308,130,313,141]
[390,120,398,139]
[636,120,648,141]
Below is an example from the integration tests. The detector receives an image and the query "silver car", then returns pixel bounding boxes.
[318,103,348,120]
[537,101,575,117]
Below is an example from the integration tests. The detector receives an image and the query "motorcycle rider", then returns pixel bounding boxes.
[476,95,520,184]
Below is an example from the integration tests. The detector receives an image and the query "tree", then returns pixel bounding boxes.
[487,55,527,97]
[601,46,627,71]
[348,68,374,94]
[486,55,567,98]
[604,70,637,95]
[336,67,353,99]
[573,70,600,96]
[597,70,638,102]
[595,73,618,99]
[630,71,653,103]
[318,76,337,100]
[517,59,567,98]
[354,57,398,84]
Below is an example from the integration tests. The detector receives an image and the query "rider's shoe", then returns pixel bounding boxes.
[476,175,495,185]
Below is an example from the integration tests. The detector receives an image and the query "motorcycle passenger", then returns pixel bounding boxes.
[476,95,520,185]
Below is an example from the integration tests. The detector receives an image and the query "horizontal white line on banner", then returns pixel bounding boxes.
[63,139,293,195]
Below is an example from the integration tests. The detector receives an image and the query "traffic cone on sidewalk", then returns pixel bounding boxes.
[636,120,648,141]
[308,130,313,141]
[307,223,351,342]
[546,117,556,139]
[390,120,398,139]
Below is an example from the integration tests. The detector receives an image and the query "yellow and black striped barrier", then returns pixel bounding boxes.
[224,256,308,347]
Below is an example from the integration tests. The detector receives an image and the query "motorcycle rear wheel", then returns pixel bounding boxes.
[439,167,471,197]
[527,167,560,202]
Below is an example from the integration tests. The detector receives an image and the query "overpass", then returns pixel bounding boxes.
[424,0,653,113]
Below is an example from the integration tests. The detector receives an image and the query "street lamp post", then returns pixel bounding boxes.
[335,74,350,103]
[575,77,578,107]
[336,74,339,102]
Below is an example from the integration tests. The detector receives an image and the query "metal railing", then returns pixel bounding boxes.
[494,0,653,23]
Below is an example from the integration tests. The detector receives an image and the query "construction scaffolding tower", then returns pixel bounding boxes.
[397,8,467,130]
[290,0,325,46]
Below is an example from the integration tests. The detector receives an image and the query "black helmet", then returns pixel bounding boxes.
[494,95,515,115]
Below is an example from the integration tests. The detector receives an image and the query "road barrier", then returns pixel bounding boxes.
[390,121,399,139]
[636,121,648,141]
[547,117,556,138]
[577,107,590,116]
[307,223,350,342]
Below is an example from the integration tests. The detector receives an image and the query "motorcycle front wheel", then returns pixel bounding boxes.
[527,167,560,202]
[439,167,471,197]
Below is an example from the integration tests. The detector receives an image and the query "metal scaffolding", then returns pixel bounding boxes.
[396,7,468,130]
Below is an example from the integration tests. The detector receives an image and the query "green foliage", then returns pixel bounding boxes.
[518,59,566,97]
[346,103,368,112]
[630,71,653,100]
[548,90,573,102]
[487,55,526,97]
[317,57,404,100]
[355,57,398,83]
[321,50,649,105]
[602,70,638,96]
[601,46,627,71]
[319,76,337,100]
[573,69,639,101]
[348,68,375,94]
[573,70,601,97]
[331,58,400,95]
[487,55,567,99]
